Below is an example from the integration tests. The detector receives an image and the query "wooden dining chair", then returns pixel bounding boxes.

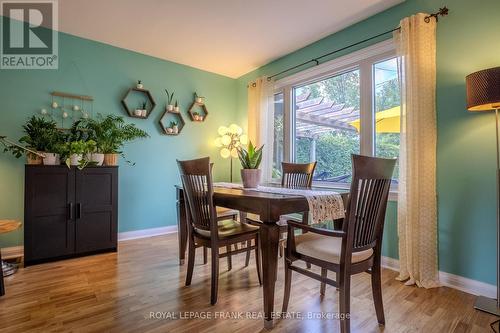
[278,161,317,257]
[282,154,396,333]
[178,157,262,305]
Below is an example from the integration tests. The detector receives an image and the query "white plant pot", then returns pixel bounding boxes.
[167,128,173,134]
[43,153,59,165]
[194,115,200,121]
[173,126,179,134]
[137,83,144,89]
[70,154,83,166]
[195,97,203,104]
[134,109,143,117]
[167,105,174,111]
[174,106,180,113]
[141,110,147,117]
[86,153,104,166]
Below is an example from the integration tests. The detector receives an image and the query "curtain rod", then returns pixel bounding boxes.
[265,6,449,82]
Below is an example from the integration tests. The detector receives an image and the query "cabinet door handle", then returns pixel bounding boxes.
[76,203,82,219]
[68,203,74,220]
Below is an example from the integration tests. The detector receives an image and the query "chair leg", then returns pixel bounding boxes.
[210,247,220,305]
[203,246,208,265]
[226,245,232,271]
[254,236,262,285]
[245,240,251,267]
[339,273,351,333]
[185,237,196,286]
[320,268,327,296]
[282,257,292,313]
[0,248,5,296]
[371,263,385,325]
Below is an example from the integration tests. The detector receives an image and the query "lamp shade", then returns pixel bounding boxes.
[466,67,500,111]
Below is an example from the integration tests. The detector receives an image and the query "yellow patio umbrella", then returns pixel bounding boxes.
[350,106,400,133]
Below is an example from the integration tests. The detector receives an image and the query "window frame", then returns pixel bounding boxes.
[270,40,399,196]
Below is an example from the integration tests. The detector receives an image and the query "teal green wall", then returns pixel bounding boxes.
[0,22,237,247]
[236,0,500,284]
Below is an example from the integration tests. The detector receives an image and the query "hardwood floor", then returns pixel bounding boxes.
[0,233,496,333]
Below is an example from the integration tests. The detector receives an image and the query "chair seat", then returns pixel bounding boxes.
[195,219,259,239]
[294,233,373,264]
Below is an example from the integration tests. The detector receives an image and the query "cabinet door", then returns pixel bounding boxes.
[25,166,76,262]
[75,167,118,253]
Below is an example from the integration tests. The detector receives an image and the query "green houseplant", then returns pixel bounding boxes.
[237,141,264,188]
[64,140,96,168]
[19,116,61,164]
[165,89,175,111]
[82,114,149,166]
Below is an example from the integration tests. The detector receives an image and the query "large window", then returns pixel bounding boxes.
[271,41,400,188]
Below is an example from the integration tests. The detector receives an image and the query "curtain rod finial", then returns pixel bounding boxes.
[425,6,449,23]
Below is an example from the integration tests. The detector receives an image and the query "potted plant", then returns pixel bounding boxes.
[136,80,144,89]
[135,101,147,117]
[82,114,149,166]
[192,112,200,121]
[171,121,179,134]
[19,116,60,164]
[165,89,174,111]
[194,92,204,104]
[174,100,180,113]
[85,141,105,166]
[237,141,264,188]
[65,140,85,166]
[43,141,65,165]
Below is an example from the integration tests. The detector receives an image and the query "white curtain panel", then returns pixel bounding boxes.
[394,13,440,288]
[247,77,275,181]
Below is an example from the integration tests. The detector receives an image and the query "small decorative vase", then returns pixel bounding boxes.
[104,153,118,166]
[70,154,83,166]
[241,169,262,188]
[167,105,174,111]
[134,109,143,117]
[173,125,179,134]
[27,151,44,165]
[43,153,58,165]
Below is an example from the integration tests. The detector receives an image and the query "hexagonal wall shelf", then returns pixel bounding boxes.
[187,101,208,122]
[160,108,185,135]
[121,88,156,119]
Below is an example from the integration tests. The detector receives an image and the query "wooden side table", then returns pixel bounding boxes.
[0,219,21,296]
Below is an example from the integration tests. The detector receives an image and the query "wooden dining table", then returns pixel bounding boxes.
[175,184,348,329]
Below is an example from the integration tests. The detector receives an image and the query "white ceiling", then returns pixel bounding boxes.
[55,0,403,78]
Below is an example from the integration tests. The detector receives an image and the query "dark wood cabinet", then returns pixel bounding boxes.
[24,165,118,265]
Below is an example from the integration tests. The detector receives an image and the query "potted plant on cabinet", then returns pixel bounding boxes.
[19,116,60,165]
[82,114,149,166]
[165,89,174,111]
[174,100,180,113]
[237,141,264,188]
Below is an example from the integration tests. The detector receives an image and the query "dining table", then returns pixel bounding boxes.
[175,183,348,329]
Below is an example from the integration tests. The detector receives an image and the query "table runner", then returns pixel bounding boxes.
[214,183,345,224]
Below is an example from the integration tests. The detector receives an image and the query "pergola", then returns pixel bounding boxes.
[294,91,359,161]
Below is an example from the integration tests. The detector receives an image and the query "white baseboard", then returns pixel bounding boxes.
[117,225,178,241]
[382,256,496,299]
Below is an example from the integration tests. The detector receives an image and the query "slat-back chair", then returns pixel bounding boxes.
[279,161,317,258]
[178,157,262,305]
[282,154,396,333]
